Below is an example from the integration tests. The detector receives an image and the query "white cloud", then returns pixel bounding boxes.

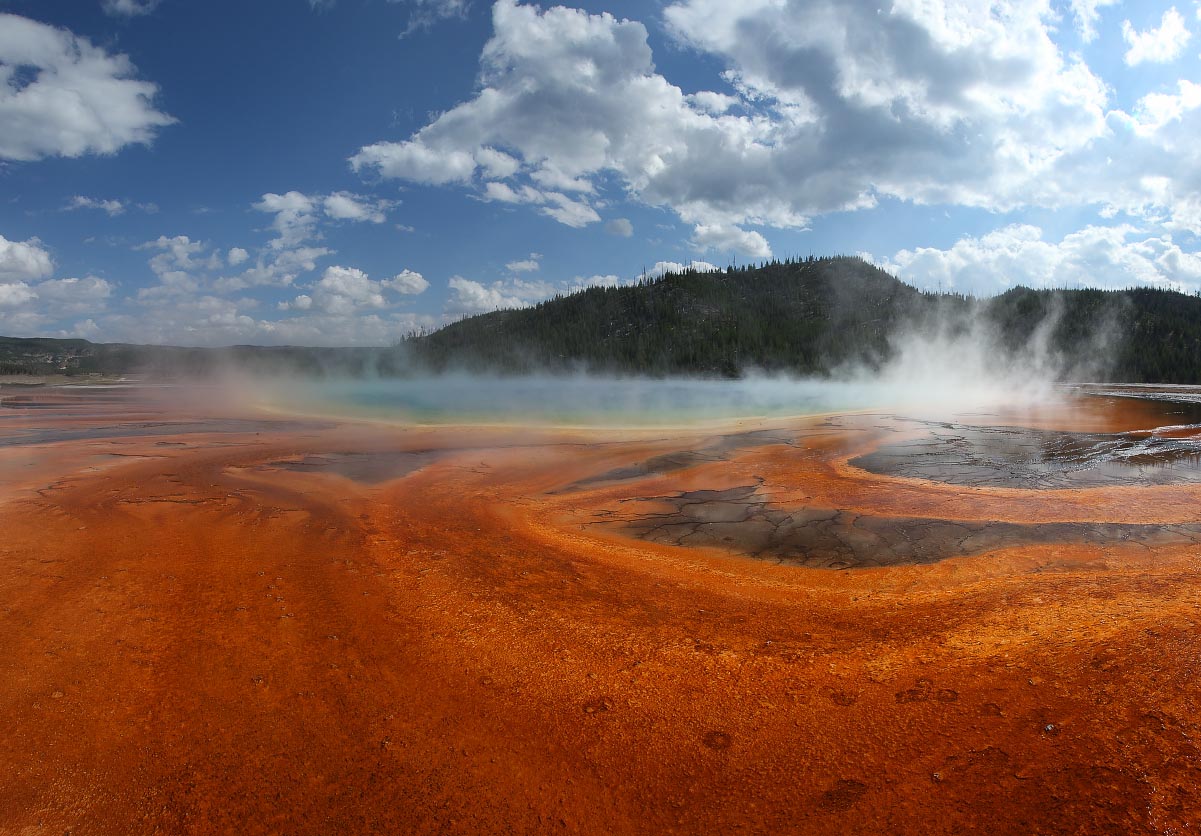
[139,234,207,274]
[0,14,174,161]
[0,234,54,283]
[65,318,101,339]
[322,191,391,223]
[307,265,386,314]
[100,295,435,348]
[383,269,429,294]
[34,276,113,315]
[643,260,720,280]
[529,165,594,194]
[1124,80,1201,137]
[1122,7,1192,65]
[64,195,126,216]
[352,0,1112,243]
[284,265,428,314]
[102,0,160,16]
[1070,0,1121,42]
[446,266,669,316]
[540,192,600,228]
[691,223,771,259]
[0,275,111,335]
[475,146,520,179]
[135,232,331,299]
[605,218,633,237]
[351,141,476,185]
[446,275,526,315]
[0,282,37,307]
[569,273,623,290]
[687,90,739,115]
[879,223,1201,295]
[255,191,395,249]
[254,191,319,250]
[482,181,539,204]
[220,245,332,293]
[396,0,471,36]
[505,253,540,273]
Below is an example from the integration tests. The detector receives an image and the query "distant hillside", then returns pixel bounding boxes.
[4,256,1201,382]
[408,257,924,377]
[0,337,405,379]
[406,256,1201,383]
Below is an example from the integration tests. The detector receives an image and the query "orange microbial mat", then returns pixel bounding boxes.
[2,384,1200,834]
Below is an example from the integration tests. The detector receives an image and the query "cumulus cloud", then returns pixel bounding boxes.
[135,231,330,299]
[878,223,1201,295]
[97,285,438,348]
[0,234,54,283]
[1122,7,1192,65]
[322,191,392,223]
[352,141,476,185]
[505,253,540,273]
[383,269,430,295]
[305,265,386,314]
[139,234,210,275]
[1124,80,1201,137]
[475,146,520,179]
[691,223,771,259]
[34,276,113,314]
[447,275,522,315]
[605,218,633,237]
[0,274,112,337]
[1119,7,1186,65]
[255,190,394,248]
[1070,0,1121,42]
[0,14,174,161]
[283,265,428,315]
[643,260,720,280]
[352,0,1122,250]
[445,274,583,315]
[64,196,126,216]
[477,180,599,227]
[541,192,601,228]
[254,191,319,250]
[0,282,37,307]
[448,259,733,318]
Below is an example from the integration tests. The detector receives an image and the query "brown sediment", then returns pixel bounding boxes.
[3,386,1201,834]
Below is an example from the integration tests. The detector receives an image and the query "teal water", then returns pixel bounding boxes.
[273,376,876,426]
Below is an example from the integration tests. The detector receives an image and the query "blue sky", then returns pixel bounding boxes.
[1,0,1200,345]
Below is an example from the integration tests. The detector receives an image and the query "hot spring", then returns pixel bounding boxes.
[262,376,886,426]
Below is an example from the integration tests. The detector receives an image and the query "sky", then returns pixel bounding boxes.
[1,0,1200,346]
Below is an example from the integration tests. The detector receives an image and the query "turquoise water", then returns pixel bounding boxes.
[275,376,875,426]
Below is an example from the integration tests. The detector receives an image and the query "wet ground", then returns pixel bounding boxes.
[4,384,1201,834]
[852,418,1201,489]
[597,483,1201,568]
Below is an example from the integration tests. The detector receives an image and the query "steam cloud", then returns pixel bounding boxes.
[154,291,1121,426]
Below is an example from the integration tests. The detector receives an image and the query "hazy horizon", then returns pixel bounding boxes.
[2,1,1201,347]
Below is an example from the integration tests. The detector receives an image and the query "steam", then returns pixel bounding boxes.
[855,302,1066,410]
[122,287,1124,426]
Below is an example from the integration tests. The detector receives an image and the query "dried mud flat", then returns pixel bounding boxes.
[3,384,1201,835]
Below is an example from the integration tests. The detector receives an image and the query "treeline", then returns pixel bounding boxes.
[408,256,926,376]
[4,256,1201,383]
[405,256,1201,382]
[0,337,407,379]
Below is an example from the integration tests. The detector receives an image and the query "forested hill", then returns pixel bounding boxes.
[408,256,923,377]
[3,256,1201,382]
[406,256,1201,383]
